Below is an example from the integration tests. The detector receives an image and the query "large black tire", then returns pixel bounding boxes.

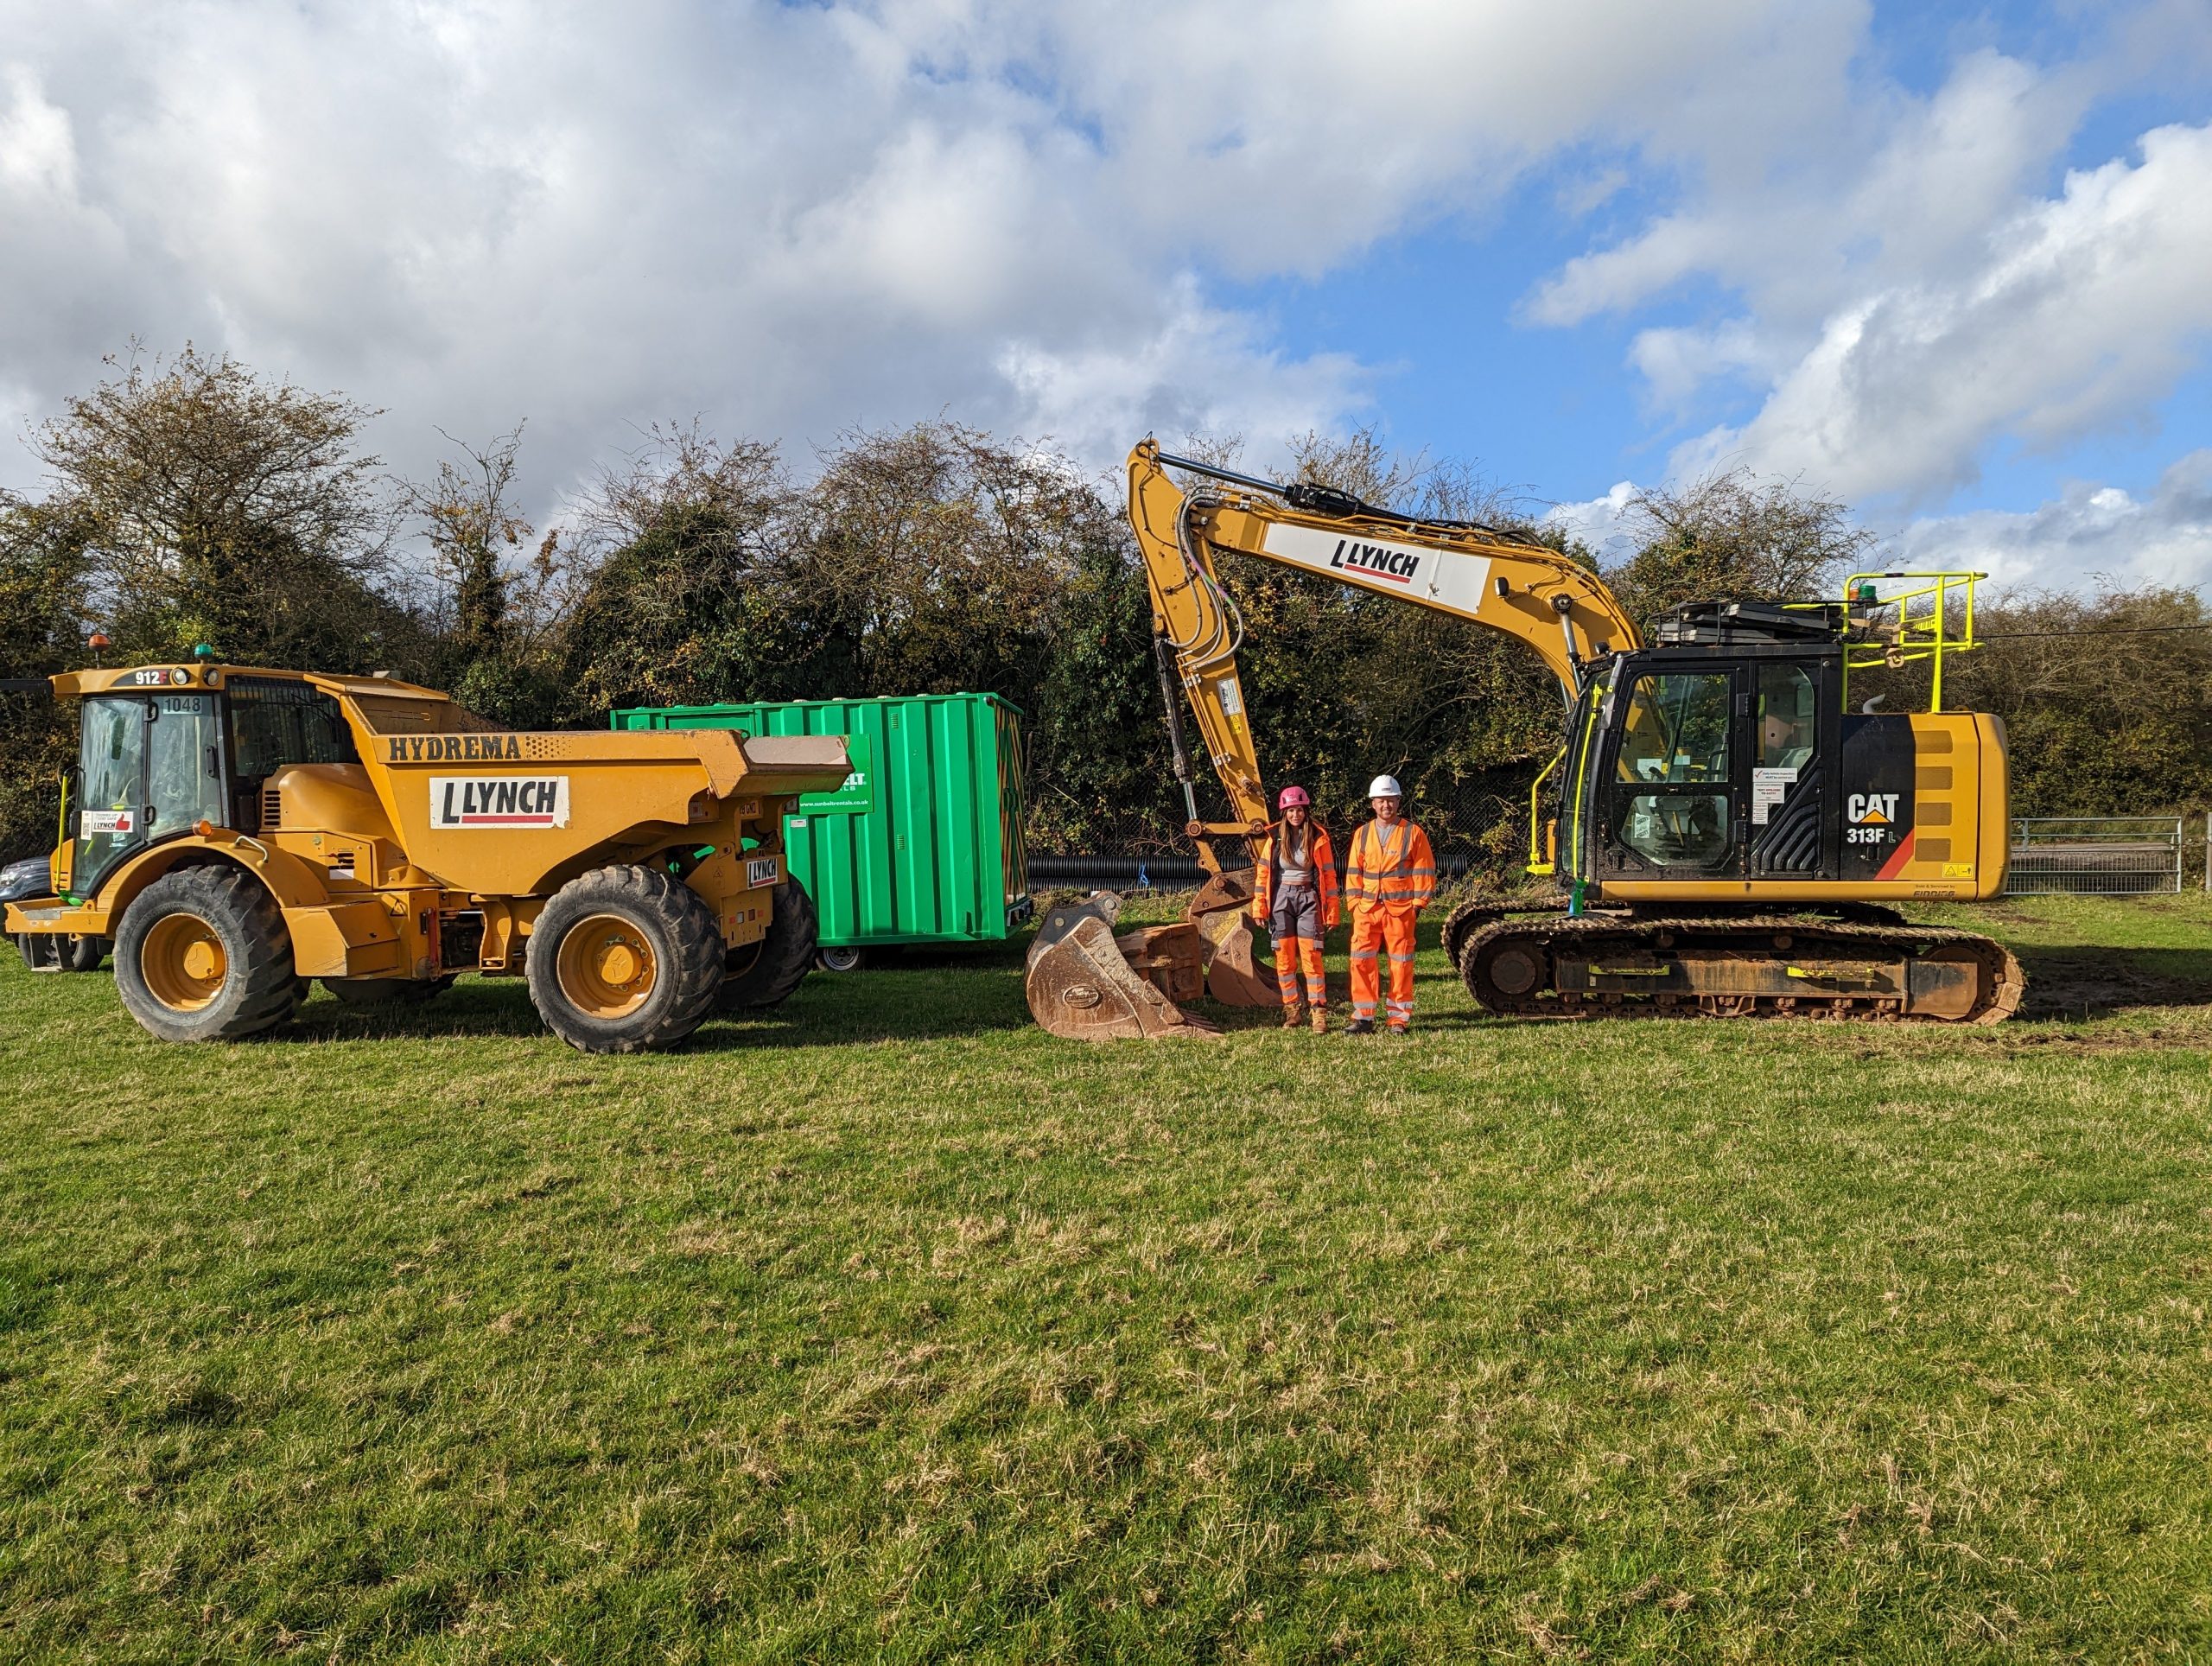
[15,932,104,972]
[321,976,450,1008]
[114,868,299,1042]
[716,879,817,1010]
[527,865,724,1053]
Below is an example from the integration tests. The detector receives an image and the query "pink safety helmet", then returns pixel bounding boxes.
[1277,785,1313,810]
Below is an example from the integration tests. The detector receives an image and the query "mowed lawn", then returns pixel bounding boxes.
[3,893,2211,1663]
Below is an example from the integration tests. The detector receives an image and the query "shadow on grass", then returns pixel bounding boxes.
[2012,944,2212,1021]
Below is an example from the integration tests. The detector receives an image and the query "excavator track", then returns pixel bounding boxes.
[1458,912,2024,1025]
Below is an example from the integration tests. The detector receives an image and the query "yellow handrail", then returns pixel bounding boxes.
[1526,745,1565,875]
[1840,570,1986,711]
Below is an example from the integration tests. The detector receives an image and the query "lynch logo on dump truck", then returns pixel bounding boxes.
[429,775,569,829]
[387,734,524,762]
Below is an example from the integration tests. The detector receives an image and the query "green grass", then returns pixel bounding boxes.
[3,892,2211,1663]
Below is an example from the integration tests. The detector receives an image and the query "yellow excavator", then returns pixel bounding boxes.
[1025,439,2023,1036]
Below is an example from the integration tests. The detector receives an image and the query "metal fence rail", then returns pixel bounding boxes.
[2006,816,2185,896]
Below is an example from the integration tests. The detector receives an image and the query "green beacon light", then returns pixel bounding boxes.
[1855,582,1878,605]
[193,642,215,661]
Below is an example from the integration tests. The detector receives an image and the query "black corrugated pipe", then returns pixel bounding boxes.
[1027,853,1475,889]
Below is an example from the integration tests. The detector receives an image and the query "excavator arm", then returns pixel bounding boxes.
[1025,439,1644,1041]
[1126,437,1643,868]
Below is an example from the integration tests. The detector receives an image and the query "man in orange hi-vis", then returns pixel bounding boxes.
[1344,774,1436,1035]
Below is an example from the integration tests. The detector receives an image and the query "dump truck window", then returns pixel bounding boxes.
[226,677,359,779]
[145,694,226,842]
[76,696,146,885]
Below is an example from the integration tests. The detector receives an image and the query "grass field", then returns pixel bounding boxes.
[3,891,2210,1663]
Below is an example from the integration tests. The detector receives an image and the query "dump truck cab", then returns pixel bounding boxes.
[8,658,852,1052]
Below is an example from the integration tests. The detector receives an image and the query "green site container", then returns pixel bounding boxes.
[609,694,1029,956]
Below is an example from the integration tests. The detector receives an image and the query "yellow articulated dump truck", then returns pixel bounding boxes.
[1,658,850,1052]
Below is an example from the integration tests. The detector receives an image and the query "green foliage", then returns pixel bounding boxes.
[0,498,90,859]
[5,349,2209,868]
[1025,537,1180,850]
[1942,585,2212,817]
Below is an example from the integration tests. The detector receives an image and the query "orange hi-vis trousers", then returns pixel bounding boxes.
[1272,936,1327,1012]
[1349,905,1419,1029]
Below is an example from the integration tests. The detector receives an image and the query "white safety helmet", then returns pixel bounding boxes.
[1367,774,1404,798]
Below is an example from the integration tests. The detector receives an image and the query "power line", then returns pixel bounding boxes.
[1970,623,2212,639]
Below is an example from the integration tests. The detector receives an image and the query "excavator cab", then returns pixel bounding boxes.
[1558,604,1847,889]
[1550,591,2007,909]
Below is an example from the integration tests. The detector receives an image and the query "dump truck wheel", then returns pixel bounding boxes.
[16,932,104,971]
[321,976,450,1008]
[528,866,723,1053]
[115,868,298,1043]
[716,879,817,1009]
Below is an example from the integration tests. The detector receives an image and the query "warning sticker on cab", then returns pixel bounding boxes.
[429,775,569,830]
[82,809,134,835]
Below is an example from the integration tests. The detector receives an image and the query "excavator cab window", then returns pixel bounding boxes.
[1607,671,1734,871]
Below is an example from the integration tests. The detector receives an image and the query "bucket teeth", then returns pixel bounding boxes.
[1186,866,1275,1008]
[1025,896,1220,1039]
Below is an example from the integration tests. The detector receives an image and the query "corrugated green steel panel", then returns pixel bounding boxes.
[608,693,1026,949]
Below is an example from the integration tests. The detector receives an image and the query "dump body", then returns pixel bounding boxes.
[611,694,1028,951]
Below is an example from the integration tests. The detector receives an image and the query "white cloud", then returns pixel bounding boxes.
[1526,29,2212,519]
[1675,119,2212,502]
[0,0,1797,523]
[1896,450,2212,595]
[1541,480,1643,562]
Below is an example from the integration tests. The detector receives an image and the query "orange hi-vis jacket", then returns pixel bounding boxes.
[1249,823,1340,927]
[1344,817,1436,914]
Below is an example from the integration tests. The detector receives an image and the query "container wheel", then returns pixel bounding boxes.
[528,865,724,1052]
[817,944,866,973]
[716,879,818,1009]
[115,868,300,1042]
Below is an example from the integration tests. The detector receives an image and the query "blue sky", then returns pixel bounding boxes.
[1,0,2208,591]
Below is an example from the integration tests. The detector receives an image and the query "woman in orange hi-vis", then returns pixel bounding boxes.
[1344,774,1436,1034]
[1248,785,1338,1033]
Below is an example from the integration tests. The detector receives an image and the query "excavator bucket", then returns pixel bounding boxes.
[1186,868,1276,1007]
[1025,895,1220,1039]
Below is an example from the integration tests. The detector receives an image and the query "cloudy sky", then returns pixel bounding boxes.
[2,0,2209,593]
